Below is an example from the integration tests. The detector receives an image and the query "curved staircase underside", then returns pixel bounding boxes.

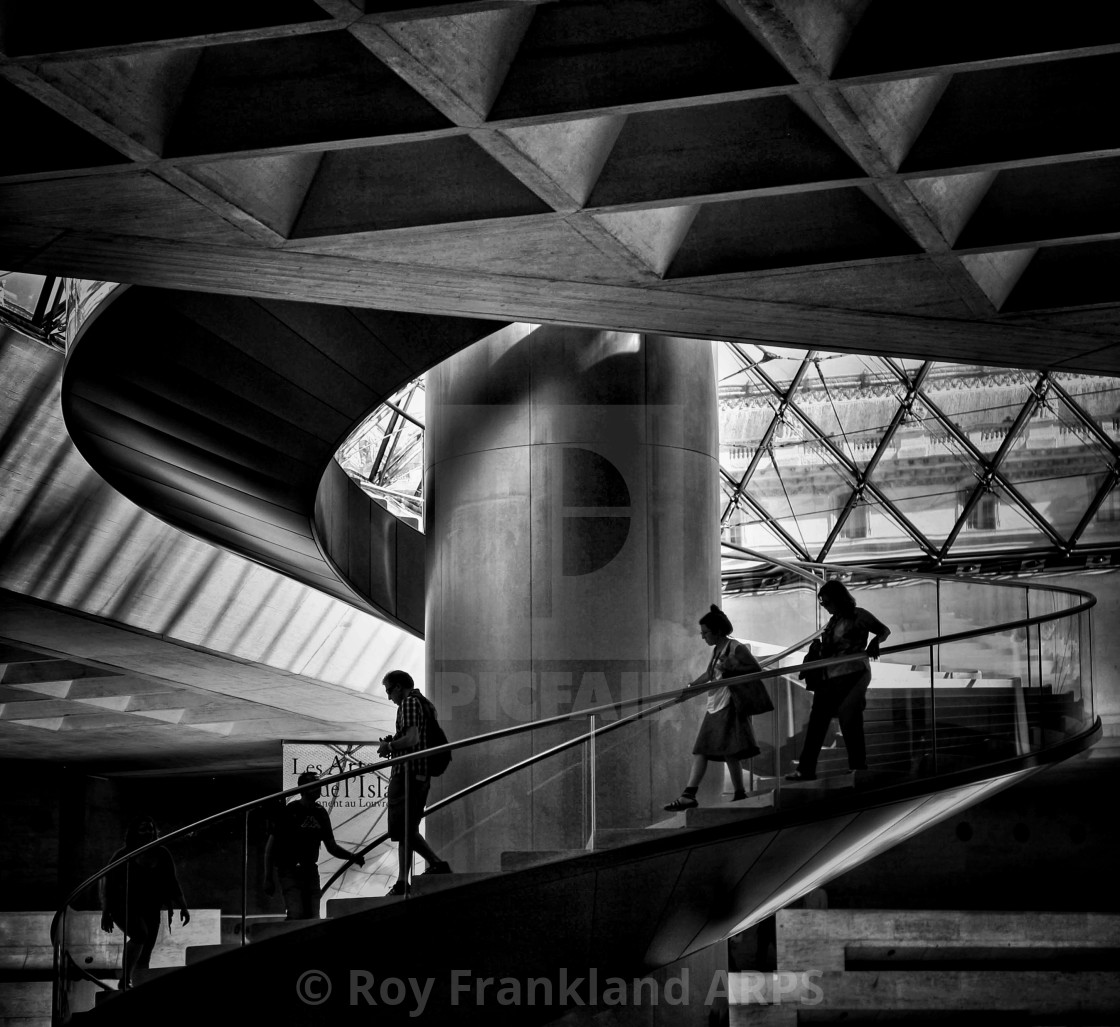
[79,730,1097,1025]
[63,285,508,636]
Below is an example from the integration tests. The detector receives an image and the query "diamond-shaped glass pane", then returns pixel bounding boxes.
[871,394,985,549]
[823,491,930,562]
[1053,373,1120,428]
[791,353,908,472]
[1084,478,1120,544]
[720,479,806,559]
[931,365,1037,457]
[723,343,811,397]
[1000,391,1115,538]
[743,421,859,555]
[336,378,425,529]
[949,482,1053,554]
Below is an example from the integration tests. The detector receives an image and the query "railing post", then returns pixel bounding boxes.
[935,577,942,676]
[588,714,598,847]
[1025,589,1033,690]
[240,811,249,946]
[1086,606,1094,716]
[1036,612,1044,692]
[773,669,782,807]
[403,766,411,896]
[53,908,65,1025]
[928,644,937,775]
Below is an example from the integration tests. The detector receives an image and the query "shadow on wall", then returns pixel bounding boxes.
[0,328,421,690]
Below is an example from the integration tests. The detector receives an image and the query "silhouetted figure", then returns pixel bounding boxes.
[664,605,764,811]
[786,580,890,780]
[100,816,189,989]
[378,670,452,895]
[264,772,364,919]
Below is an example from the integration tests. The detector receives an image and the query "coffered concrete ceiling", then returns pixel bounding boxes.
[4,1,1120,772]
[1,0,1119,371]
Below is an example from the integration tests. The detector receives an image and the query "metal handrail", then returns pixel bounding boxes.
[55,581,1093,898]
[52,561,1096,1020]
[55,567,1094,918]
[318,634,819,892]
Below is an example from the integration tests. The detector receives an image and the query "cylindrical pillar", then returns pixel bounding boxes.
[425,324,720,870]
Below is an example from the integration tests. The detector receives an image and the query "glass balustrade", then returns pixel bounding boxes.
[51,560,1098,1023]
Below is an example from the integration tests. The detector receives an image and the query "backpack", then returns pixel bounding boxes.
[416,694,452,777]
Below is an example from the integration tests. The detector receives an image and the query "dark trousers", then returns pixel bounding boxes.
[796,670,871,776]
[277,864,321,920]
[112,905,161,979]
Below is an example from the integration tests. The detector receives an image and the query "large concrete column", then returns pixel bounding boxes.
[425,325,720,871]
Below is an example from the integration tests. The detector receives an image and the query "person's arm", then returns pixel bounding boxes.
[161,848,190,927]
[319,808,365,867]
[858,609,891,658]
[676,666,712,703]
[378,724,420,756]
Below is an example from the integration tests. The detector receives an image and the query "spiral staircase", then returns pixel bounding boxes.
[46,285,1102,1026]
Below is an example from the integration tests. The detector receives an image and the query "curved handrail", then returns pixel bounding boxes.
[52,560,1097,1020]
[318,630,823,892]
[55,564,1095,919]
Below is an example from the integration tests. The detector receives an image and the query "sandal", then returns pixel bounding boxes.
[386,881,410,896]
[731,790,748,801]
[784,771,816,781]
[422,860,452,875]
[663,795,699,811]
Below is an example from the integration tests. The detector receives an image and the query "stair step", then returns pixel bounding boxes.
[783,770,858,786]
[184,943,241,965]
[500,850,586,872]
[326,873,497,918]
[683,803,775,829]
[245,919,321,943]
[1088,736,1120,759]
[589,828,671,850]
[131,966,177,987]
[219,914,288,944]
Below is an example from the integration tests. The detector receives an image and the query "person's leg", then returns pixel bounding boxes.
[685,754,709,789]
[278,869,304,920]
[386,773,409,890]
[665,755,709,810]
[116,914,147,987]
[405,778,449,871]
[791,690,841,778]
[299,866,321,919]
[411,833,449,869]
[407,778,454,872]
[726,759,745,797]
[395,843,410,887]
[135,907,161,970]
[836,672,871,770]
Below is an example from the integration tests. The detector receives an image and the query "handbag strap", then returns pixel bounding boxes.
[707,640,732,680]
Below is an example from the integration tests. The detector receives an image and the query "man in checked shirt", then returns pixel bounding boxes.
[378,670,452,894]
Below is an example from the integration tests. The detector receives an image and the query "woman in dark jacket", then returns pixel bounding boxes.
[664,605,764,811]
[100,816,190,988]
[787,580,890,781]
